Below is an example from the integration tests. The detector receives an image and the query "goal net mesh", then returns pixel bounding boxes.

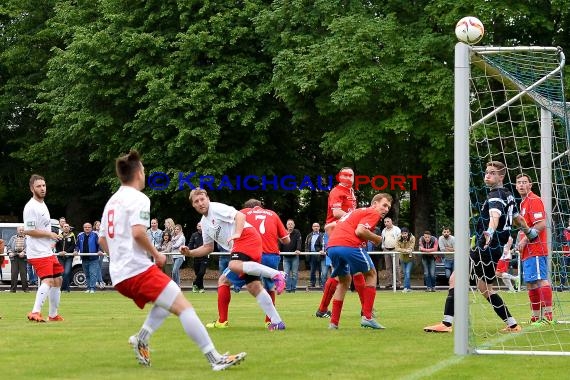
[468,46,570,354]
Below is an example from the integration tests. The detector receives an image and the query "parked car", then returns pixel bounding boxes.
[0,221,110,287]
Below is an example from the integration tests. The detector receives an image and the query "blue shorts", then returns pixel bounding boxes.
[261,253,280,291]
[222,267,246,291]
[328,246,375,278]
[522,256,548,283]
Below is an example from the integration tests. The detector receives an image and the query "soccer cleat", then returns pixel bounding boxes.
[48,315,65,322]
[530,316,541,323]
[272,271,287,295]
[531,318,556,327]
[192,285,198,293]
[199,289,205,293]
[211,352,247,371]
[27,312,46,323]
[423,322,452,333]
[360,308,377,319]
[360,316,386,330]
[206,320,229,329]
[513,277,520,291]
[500,324,522,333]
[328,323,338,330]
[315,309,331,318]
[128,335,151,366]
[267,321,286,331]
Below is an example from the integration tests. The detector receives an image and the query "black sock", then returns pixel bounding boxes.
[488,293,513,323]
[443,288,454,318]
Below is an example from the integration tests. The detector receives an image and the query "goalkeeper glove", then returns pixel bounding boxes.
[525,228,539,242]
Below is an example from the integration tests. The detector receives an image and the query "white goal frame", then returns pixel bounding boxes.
[454,43,568,355]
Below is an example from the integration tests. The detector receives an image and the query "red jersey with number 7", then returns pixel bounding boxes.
[241,206,289,254]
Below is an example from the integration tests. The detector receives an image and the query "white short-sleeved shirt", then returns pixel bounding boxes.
[23,198,53,258]
[201,202,239,251]
[99,186,152,285]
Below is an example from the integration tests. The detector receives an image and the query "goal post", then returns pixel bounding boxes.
[454,42,570,355]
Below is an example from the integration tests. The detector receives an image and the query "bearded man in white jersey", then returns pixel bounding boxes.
[98,150,245,371]
[24,174,64,323]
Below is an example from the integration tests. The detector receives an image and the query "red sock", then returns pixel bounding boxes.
[265,290,276,323]
[528,288,541,316]
[318,277,339,312]
[362,286,377,319]
[353,273,366,307]
[218,284,231,323]
[331,299,344,326]
[539,286,553,308]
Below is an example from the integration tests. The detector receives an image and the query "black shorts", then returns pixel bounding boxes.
[230,252,261,285]
[469,245,501,283]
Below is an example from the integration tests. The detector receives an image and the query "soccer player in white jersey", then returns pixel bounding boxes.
[98,150,245,371]
[180,188,287,330]
[24,174,64,323]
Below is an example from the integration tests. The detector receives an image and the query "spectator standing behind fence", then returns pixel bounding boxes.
[147,218,163,250]
[381,218,401,289]
[76,223,102,293]
[189,223,208,293]
[279,219,302,293]
[7,226,29,292]
[55,223,76,292]
[164,218,175,237]
[93,220,106,289]
[396,227,416,293]
[419,231,439,292]
[158,232,173,277]
[438,227,455,280]
[305,223,325,288]
[170,224,186,286]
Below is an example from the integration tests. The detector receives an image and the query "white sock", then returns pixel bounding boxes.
[256,290,281,323]
[241,262,279,278]
[32,283,50,313]
[501,277,514,291]
[48,287,61,317]
[138,305,170,342]
[179,308,221,364]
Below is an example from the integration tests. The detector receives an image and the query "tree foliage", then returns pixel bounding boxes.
[0,0,569,235]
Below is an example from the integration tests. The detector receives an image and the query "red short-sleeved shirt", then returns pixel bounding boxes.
[326,184,357,224]
[241,206,289,254]
[327,207,381,248]
[520,191,548,260]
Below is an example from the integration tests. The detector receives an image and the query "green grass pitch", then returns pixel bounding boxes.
[0,290,568,379]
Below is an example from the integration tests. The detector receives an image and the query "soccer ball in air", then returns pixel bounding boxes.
[455,16,484,45]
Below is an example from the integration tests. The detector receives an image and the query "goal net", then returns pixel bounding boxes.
[454,44,570,355]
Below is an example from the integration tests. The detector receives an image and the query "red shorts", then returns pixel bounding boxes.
[114,265,172,309]
[496,259,509,273]
[28,256,64,280]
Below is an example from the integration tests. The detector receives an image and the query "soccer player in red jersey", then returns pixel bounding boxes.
[241,199,290,325]
[515,173,554,324]
[495,235,519,292]
[316,168,368,319]
[326,193,392,329]
[181,189,287,331]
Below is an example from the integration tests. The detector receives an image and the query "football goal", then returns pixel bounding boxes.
[454,43,570,355]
